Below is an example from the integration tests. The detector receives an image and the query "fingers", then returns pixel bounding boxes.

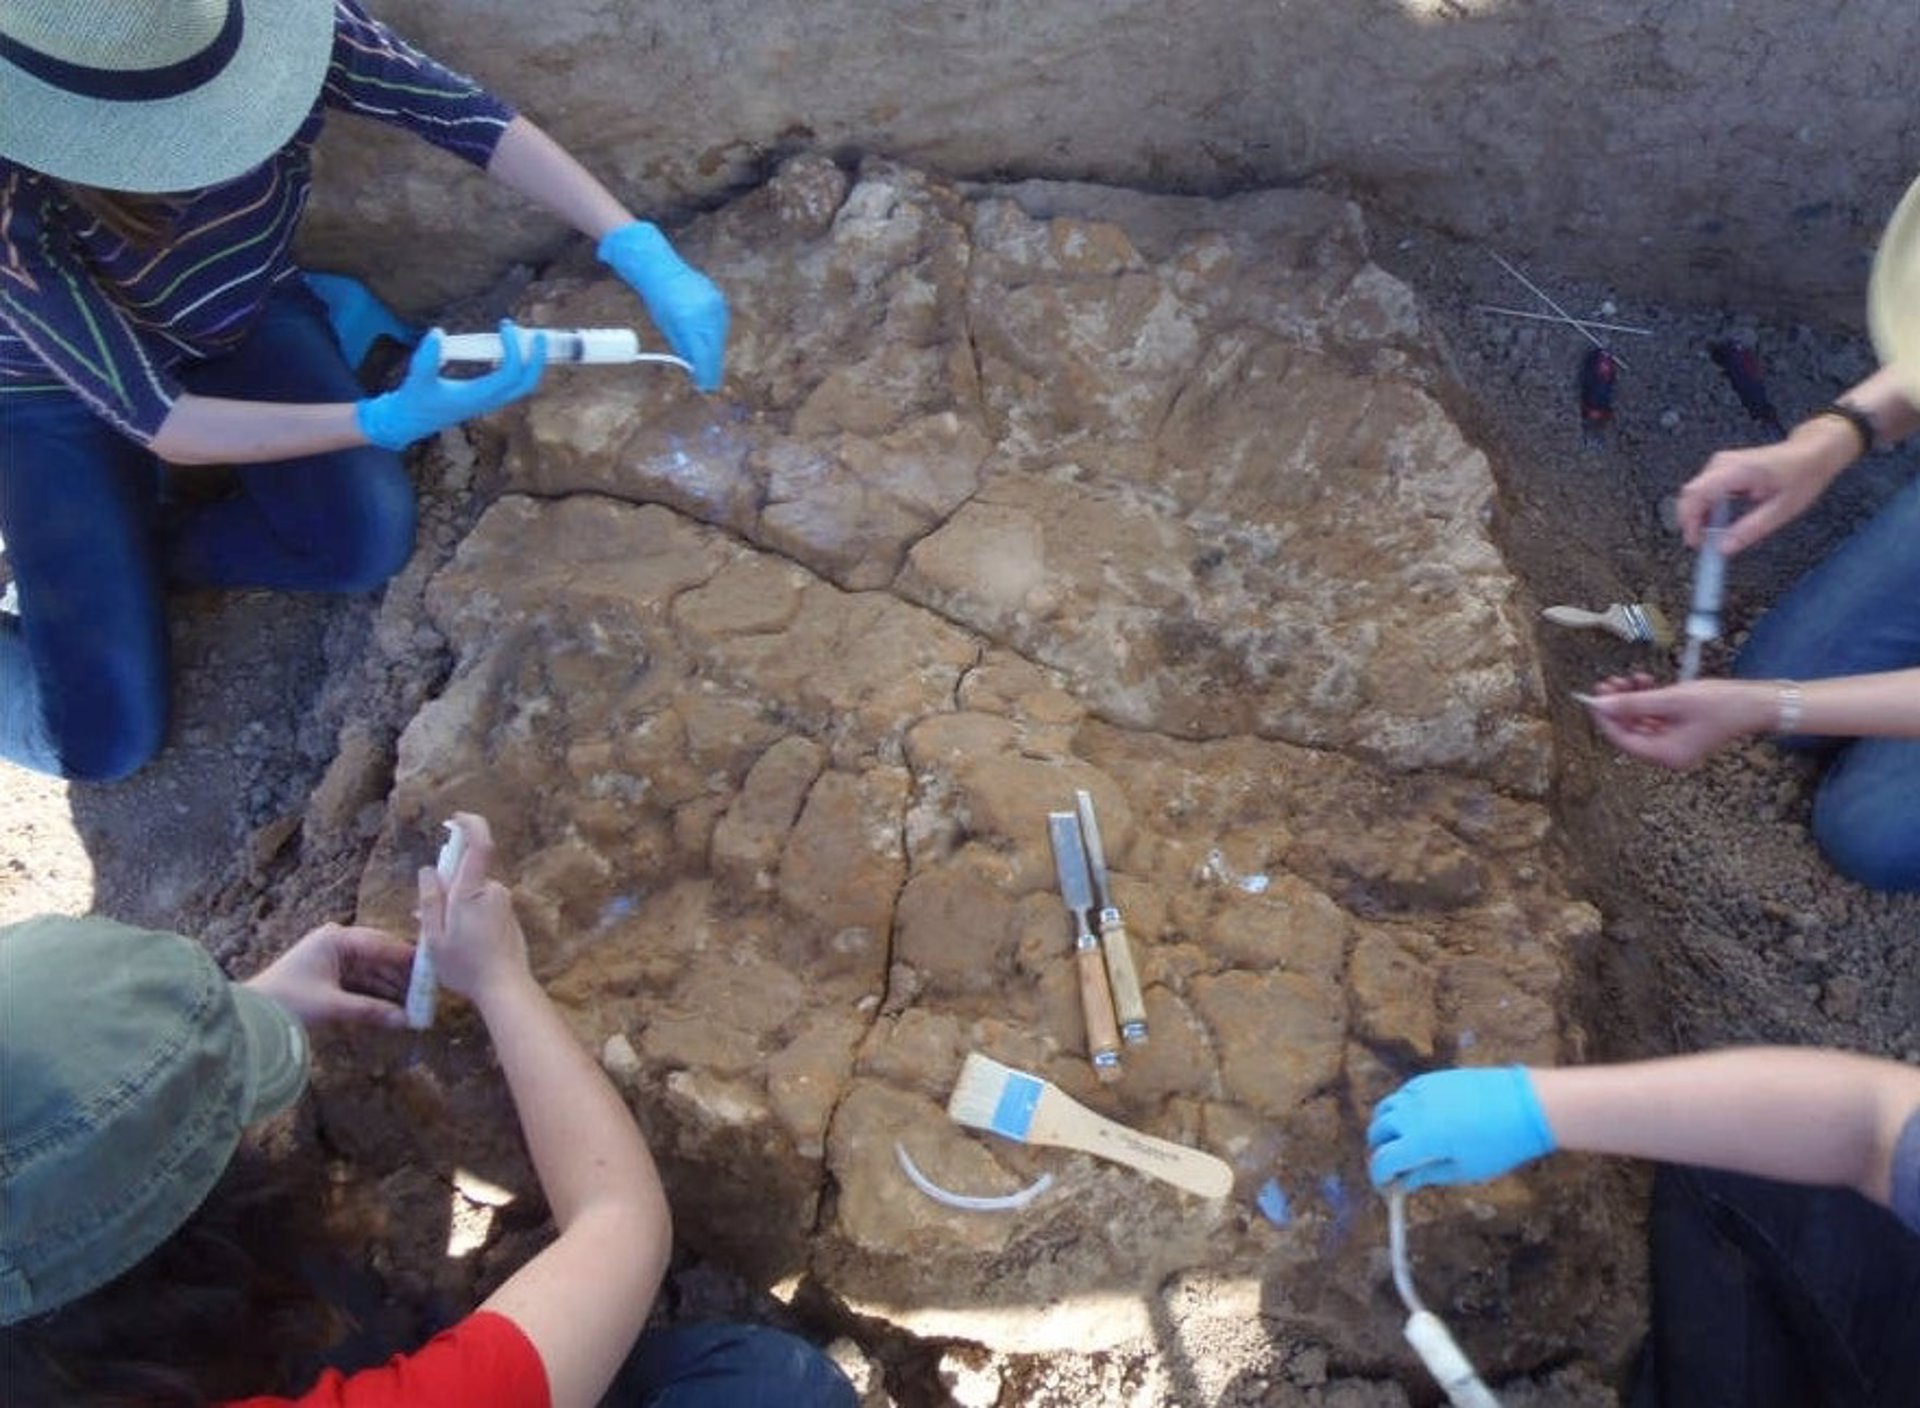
[1369,1143,1450,1191]
[326,990,411,1030]
[445,812,496,900]
[1678,449,1764,547]
[1719,496,1792,557]
[487,321,546,402]
[1589,671,1657,699]
[333,925,413,963]
[1366,1097,1405,1150]
[407,329,445,384]
[334,927,413,1002]
[684,292,728,391]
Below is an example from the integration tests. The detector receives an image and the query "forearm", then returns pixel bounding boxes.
[149,392,368,465]
[1842,363,1920,448]
[1757,365,1920,500]
[1534,1048,1920,1204]
[472,971,668,1237]
[486,115,635,243]
[1705,669,1920,741]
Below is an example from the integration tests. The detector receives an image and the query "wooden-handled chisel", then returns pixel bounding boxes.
[1074,789,1148,1045]
[1048,812,1122,1079]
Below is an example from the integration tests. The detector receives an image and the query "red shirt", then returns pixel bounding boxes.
[224,1311,550,1408]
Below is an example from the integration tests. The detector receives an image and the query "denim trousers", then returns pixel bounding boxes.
[1735,471,1920,890]
[0,282,413,781]
[1631,1165,1920,1408]
[600,1323,858,1408]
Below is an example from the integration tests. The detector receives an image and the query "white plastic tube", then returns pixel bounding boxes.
[1387,1186,1503,1408]
[436,327,690,373]
[405,820,467,1031]
[1404,1311,1503,1408]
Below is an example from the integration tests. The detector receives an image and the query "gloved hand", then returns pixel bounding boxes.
[356,322,547,451]
[597,220,728,391]
[1366,1066,1556,1192]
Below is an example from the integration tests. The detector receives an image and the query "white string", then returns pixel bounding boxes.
[1387,1184,1426,1313]
[895,1143,1054,1212]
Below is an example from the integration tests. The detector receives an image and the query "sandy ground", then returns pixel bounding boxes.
[4,202,1918,1404]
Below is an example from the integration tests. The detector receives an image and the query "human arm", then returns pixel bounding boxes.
[1679,364,1920,555]
[146,323,546,463]
[1534,1049,1920,1205]
[1579,667,1920,770]
[484,117,729,390]
[241,922,415,1027]
[322,1,729,388]
[1367,1048,1920,1208]
[420,815,671,1408]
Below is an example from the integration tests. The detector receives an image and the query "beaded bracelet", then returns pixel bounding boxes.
[1808,401,1877,458]
[1775,680,1805,735]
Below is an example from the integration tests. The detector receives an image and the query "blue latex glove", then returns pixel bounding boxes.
[597,220,728,391]
[355,322,547,451]
[1366,1066,1556,1192]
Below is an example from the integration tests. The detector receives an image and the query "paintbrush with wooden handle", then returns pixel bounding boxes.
[947,1052,1233,1198]
[1541,602,1672,646]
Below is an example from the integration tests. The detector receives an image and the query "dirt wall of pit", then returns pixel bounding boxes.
[304,1,1919,323]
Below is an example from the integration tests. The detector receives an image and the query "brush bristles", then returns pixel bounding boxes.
[947,1052,1043,1142]
[1632,603,1674,647]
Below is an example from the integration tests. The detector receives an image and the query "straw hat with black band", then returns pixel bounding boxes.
[1870,174,1920,409]
[0,0,336,194]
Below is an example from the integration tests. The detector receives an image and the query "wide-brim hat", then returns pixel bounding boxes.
[0,914,309,1324]
[0,0,336,193]
[1869,173,1920,407]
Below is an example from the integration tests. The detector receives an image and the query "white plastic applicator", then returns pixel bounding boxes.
[437,327,692,374]
[1388,1185,1502,1408]
[405,819,467,1031]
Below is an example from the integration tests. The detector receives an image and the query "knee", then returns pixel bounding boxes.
[720,1327,855,1404]
[328,453,416,592]
[1732,607,1805,682]
[54,691,167,782]
[1811,786,1920,892]
[626,1324,856,1407]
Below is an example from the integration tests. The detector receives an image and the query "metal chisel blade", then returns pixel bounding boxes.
[1074,787,1149,1045]
[1048,812,1096,915]
[1073,789,1116,911]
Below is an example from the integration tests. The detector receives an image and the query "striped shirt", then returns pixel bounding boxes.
[0,0,514,445]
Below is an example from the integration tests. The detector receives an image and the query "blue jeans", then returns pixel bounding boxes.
[601,1323,858,1408]
[1735,472,1920,890]
[0,282,414,781]
[1631,1165,1920,1408]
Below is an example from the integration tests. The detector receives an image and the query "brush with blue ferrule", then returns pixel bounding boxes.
[947,1052,1233,1198]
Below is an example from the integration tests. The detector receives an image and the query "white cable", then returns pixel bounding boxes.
[1386,1185,1503,1408]
[895,1143,1053,1212]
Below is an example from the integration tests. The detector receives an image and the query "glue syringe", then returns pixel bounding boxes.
[437,327,692,375]
[1388,1186,1503,1408]
[1678,495,1735,682]
[404,819,468,1031]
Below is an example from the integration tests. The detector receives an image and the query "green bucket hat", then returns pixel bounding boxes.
[0,914,309,1324]
[0,0,337,193]
[1869,173,1920,407]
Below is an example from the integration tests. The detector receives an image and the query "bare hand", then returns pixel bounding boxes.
[1580,672,1776,769]
[1676,425,1850,555]
[244,922,415,1028]
[418,813,533,1005]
